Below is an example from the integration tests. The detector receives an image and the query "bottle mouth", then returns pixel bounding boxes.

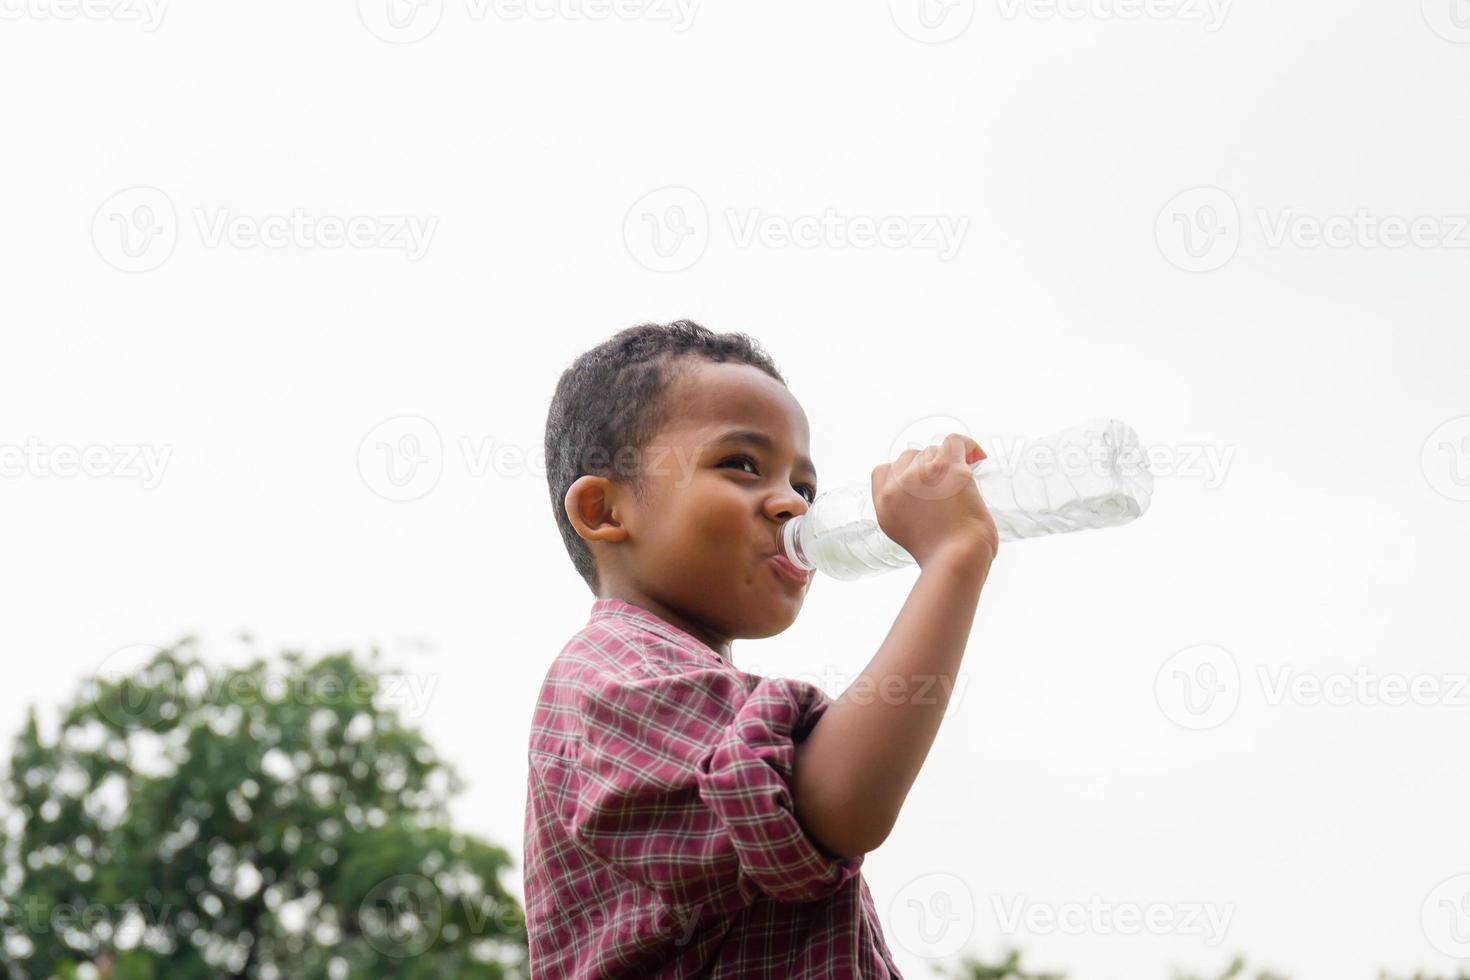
[780,518,816,571]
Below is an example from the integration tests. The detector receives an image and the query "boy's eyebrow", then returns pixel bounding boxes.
[712,429,818,481]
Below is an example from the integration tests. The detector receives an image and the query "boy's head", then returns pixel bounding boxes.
[545,320,817,650]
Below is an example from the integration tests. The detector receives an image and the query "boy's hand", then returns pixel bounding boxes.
[871,433,998,569]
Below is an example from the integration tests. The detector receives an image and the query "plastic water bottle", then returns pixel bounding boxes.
[777,418,1154,581]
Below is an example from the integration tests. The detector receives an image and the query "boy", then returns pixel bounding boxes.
[524,320,998,978]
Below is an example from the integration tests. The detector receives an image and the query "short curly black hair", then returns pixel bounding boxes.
[544,319,786,594]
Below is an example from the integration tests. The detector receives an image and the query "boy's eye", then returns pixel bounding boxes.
[718,454,817,504]
[718,454,759,476]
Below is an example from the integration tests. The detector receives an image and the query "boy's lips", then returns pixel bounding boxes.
[768,552,811,585]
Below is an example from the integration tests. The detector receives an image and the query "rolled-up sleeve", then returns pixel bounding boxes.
[564,665,864,915]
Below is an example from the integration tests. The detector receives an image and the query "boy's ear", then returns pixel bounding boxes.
[564,475,630,544]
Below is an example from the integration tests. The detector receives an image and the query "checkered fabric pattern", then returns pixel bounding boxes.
[523,596,903,978]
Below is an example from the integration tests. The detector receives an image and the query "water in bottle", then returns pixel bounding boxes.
[777,418,1153,581]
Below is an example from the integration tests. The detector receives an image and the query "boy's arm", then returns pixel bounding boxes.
[790,540,992,859]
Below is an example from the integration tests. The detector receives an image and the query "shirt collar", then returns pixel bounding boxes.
[589,597,732,666]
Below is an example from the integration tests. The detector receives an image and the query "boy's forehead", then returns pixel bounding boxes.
[663,361,810,447]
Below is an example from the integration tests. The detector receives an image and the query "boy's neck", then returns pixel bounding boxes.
[599,585,733,661]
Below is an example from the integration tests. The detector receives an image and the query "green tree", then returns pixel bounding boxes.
[1174,954,1291,980]
[939,948,1066,979]
[0,639,527,979]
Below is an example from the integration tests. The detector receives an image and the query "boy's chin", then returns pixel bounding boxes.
[735,601,803,641]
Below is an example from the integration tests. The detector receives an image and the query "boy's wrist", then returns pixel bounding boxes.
[915,534,996,578]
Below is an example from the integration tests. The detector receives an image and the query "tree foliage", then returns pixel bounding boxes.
[0,639,526,979]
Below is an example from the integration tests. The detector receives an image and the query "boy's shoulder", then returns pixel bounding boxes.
[529,598,840,799]
[528,597,746,757]
[532,598,732,719]
[550,596,735,685]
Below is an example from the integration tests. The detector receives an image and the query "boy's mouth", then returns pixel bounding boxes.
[768,552,811,585]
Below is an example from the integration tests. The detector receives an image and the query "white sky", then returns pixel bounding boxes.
[3,2,1469,978]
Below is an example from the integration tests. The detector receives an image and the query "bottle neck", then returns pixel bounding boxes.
[780,517,816,571]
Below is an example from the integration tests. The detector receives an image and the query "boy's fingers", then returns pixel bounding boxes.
[942,433,986,465]
[891,436,986,471]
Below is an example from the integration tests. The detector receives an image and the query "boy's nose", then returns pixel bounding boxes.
[764,489,809,522]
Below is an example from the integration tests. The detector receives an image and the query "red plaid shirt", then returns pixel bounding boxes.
[523,596,904,979]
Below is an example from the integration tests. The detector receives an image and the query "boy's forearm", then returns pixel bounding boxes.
[791,542,992,859]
